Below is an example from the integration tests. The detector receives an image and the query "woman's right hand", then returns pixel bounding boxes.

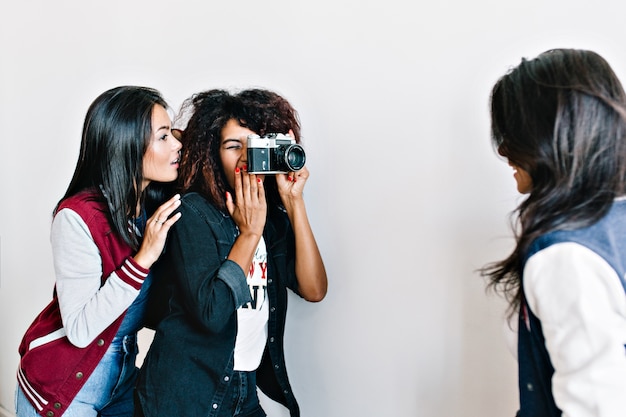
[225,168,267,273]
[133,194,182,269]
[225,167,267,237]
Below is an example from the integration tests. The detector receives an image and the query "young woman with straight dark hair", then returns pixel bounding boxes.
[482,49,626,416]
[16,86,182,417]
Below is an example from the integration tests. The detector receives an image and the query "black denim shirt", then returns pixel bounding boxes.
[136,192,301,417]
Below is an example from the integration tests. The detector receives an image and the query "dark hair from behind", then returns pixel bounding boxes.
[175,88,301,211]
[482,49,626,314]
[57,86,170,249]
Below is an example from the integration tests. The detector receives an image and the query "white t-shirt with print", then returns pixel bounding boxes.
[233,236,270,371]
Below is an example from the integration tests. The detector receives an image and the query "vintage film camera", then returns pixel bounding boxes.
[247,133,306,174]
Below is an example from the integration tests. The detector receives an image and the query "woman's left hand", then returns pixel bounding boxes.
[276,129,307,203]
[275,165,327,302]
[134,194,182,269]
[276,166,308,203]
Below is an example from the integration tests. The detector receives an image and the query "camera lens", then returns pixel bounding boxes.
[285,145,306,171]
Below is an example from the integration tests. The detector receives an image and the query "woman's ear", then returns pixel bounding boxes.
[172,129,183,140]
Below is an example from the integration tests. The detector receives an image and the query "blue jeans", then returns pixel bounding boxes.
[218,371,266,417]
[16,334,138,417]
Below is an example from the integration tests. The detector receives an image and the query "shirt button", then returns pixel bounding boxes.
[212,404,218,409]
[97,339,105,346]
[46,412,54,417]
[283,390,289,395]
[54,403,62,409]
[224,376,230,382]
[76,372,84,379]
[526,383,534,391]
[270,337,275,343]
[268,279,273,284]
[274,364,280,369]
[270,307,276,312]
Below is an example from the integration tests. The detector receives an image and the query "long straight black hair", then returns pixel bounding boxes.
[482,49,626,314]
[56,86,169,249]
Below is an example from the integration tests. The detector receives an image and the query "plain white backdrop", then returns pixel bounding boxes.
[3,0,626,416]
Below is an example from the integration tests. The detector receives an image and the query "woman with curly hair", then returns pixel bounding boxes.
[482,49,626,417]
[135,88,327,417]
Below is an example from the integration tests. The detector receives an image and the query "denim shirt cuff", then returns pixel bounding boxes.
[218,259,253,307]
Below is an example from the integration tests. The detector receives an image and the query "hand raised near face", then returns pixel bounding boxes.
[225,167,267,238]
[276,166,309,202]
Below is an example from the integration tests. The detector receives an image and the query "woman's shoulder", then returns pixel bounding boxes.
[182,192,217,210]
[181,191,208,205]
[180,192,229,221]
[56,188,108,223]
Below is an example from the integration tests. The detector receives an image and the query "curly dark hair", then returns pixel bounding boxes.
[175,88,301,211]
[481,49,626,315]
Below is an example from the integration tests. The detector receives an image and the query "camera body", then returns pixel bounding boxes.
[247,133,306,174]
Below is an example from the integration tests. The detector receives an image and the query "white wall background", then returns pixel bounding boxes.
[2,1,626,416]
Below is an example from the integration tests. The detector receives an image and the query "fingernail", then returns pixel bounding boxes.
[235,167,240,173]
